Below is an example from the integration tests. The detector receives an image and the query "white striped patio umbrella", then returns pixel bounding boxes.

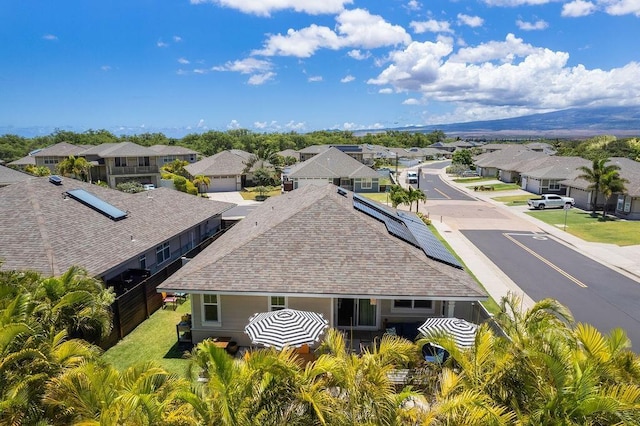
[244,309,329,350]
[418,317,478,348]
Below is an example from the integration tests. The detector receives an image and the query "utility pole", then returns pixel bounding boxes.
[417,167,422,189]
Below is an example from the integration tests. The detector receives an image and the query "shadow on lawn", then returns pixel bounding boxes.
[164,342,192,360]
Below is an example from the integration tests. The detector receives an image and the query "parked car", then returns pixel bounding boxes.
[527,194,575,210]
[143,184,156,191]
[461,170,479,177]
[406,171,418,184]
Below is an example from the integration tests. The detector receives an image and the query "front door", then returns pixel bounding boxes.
[336,298,377,329]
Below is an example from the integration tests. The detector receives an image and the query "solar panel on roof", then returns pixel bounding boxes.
[65,189,128,221]
[397,211,462,269]
[337,187,348,196]
[353,195,417,245]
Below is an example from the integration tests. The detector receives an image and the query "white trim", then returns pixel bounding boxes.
[269,295,287,311]
[201,293,222,326]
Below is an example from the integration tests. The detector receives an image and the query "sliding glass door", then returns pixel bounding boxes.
[336,298,377,328]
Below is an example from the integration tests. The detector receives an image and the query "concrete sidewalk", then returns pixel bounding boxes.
[422,166,640,310]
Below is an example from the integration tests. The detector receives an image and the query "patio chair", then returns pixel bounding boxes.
[162,292,178,310]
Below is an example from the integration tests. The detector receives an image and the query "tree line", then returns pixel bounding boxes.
[0,129,447,163]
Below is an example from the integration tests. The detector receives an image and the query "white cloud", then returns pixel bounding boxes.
[516,19,549,30]
[347,49,370,60]
[157,40,169,48]
[101,65,112,71]
[254,121,267,129]
[410,19,453,34]
[406,0,421,11]
[308,75,323,82]
[189,0,352,17]
[602,0,640,16]
[193,68,208,74]
[341,75,355,83]
[457,14,484,28]
[178,58,190,64]
[227,119,241,129]
[42,34,58,41]
[481,0,556,5]
[248,72,276,85]
[342,122,357,130]
[403,98,421,105]
[285,120,306,130]
[253,9,410,58]
[213,57,273,73]
[367,33,640,123]
[173,35,183,42]
[196,119,205,128]
[562,0,597,16]
[379,88,394,94]
[451,33,536,63]
[176,69,188,75]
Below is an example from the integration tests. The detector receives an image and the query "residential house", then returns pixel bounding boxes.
[473,146,548,181]
[9,141,191,189]
[561,157,640,219]
[0,176,234,290]
[519,156,591,195]
[158,184,487,346]
[149,144,199,165]
[298,145,366,163]
[283,147,381,193]
[277,149,300,162]
[184,149,263,192]
[0,164,30,187]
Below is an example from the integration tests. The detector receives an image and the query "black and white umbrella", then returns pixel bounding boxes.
[418,317,478,348]
[244,309,329,350]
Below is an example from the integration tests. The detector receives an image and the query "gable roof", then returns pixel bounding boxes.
[185,149,253,177]
[0,165,31,186]
[474,145,548,170]
[8,155,36,166]
[148,145,198,155]
[158,184,487,301]
[561,157,640,197]
[79,141,159,157]
[32,142,86,157]
[287,147,379,179]
[520,156,591,179]
[0,177,235,277]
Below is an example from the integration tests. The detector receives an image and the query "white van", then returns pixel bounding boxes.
[406,171,418,184]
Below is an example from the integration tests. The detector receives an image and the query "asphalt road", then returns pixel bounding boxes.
[462,229,640,348]
[416,173,475,201]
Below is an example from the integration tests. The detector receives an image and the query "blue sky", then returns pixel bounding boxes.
[1,0,639,136]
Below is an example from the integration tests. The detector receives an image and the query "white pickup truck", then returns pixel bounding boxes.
[527,194,575,210]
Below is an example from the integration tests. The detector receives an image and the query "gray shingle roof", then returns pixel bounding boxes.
[474,145,547,170]
[288,147,379,179]
[561,157,640,197]
[32,142,86,157]
[148,145,198,155]
[520,156,591,179]
[0,165,31,186]
[8,156,36,166]
[185,149,253,177]
[0,177,235,277]
[79,142,159,157]
[158,184,486,300]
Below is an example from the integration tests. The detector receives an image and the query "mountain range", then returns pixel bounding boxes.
[2,106,639,139]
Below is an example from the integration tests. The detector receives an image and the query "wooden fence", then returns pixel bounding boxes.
[99,227,231,350]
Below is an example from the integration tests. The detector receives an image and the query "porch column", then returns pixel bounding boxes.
[447,301,456,317]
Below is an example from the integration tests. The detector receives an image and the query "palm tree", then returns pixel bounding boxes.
[406,186,427,212]
[192,174,211,194]
[576,158,622,215]
[162,159,189,178]
[56,155,92,181]
[243,146,280,175]
[389,185,409,208]
[600,169,628,218]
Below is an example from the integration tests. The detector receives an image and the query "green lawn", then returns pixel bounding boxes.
[240,188,282,200]
[492,194,532,206]
[526,209,640,246]
[101,299,193,377]
[361,192,393,204]
[466,183,520,191]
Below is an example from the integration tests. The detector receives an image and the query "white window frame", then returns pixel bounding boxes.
[43,156,59,165]
[156,242,171,265]
[361,178,373,189]
[202,294,221,325]
[269,295,287,311]
[391,299,434,313]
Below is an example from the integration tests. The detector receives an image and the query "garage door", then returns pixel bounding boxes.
[208,176,238,192]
